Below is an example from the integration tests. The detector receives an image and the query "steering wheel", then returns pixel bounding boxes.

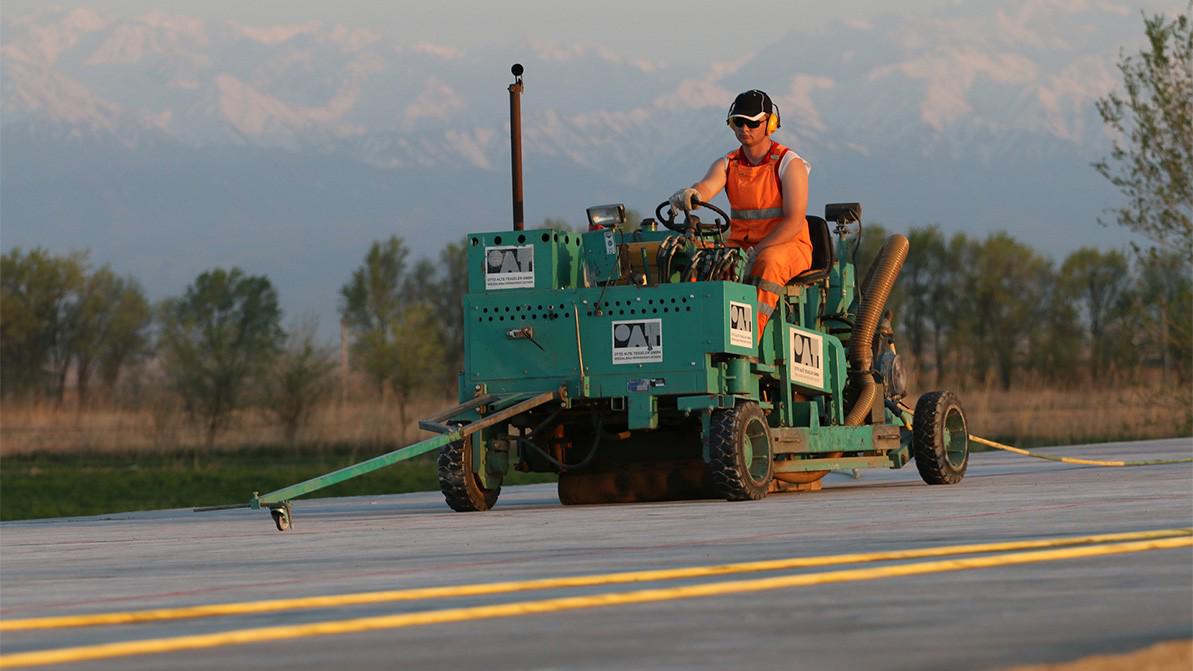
[655,199,731,236]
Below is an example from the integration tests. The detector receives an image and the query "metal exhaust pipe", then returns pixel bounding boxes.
[508,63,525,231]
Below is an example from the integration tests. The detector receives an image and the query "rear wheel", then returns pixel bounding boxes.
[912,390,969,485]
[708,402,773,500]
[438,438,500,511]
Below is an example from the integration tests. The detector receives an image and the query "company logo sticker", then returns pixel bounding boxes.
[484,245,535,289]
[788,326,825,389]
[612,319,663,364]
[729,301,754,348]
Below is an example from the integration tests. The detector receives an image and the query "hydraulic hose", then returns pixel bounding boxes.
[776,233,909,485]
[845,234,909,426]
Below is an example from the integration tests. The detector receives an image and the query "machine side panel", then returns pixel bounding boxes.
[464,289,582,389]
[463,282,757,399]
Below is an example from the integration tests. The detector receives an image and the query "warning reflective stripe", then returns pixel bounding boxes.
[758,302,775,316]
[731,207,784,220]
[754,279,786,296]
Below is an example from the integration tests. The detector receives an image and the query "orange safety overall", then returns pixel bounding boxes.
[724,141,812,339]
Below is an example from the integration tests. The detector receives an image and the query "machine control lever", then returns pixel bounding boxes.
[507,327,545,351]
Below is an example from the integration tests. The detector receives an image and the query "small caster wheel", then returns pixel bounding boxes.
[270,505,292,531]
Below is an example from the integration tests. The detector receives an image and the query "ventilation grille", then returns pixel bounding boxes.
[476,302,571,323]
[475,297,695,322]
[584,296,693,318]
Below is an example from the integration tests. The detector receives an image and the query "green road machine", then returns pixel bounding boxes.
[249,66,969,531]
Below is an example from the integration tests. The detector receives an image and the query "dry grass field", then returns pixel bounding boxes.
[938,384,1192,447]
[1,385,1188,521]
[1,385,1189,457]
[0,393,455,456]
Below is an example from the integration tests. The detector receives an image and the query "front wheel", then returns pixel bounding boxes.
[912,390,969,485]
[438,439,500,511]
[708,402,773,500]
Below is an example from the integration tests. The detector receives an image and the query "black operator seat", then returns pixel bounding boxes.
[788,215,833,285]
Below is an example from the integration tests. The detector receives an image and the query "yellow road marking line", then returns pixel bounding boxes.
[3,528,1188,632]
[2,536,1190,669]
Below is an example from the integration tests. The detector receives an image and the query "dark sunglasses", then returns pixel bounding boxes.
[731,117,764,129]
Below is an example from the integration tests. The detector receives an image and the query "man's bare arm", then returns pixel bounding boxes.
[690,157,729,203]
[754,158,808,250]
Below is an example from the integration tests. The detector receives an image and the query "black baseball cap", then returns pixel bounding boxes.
[727,90,774,121]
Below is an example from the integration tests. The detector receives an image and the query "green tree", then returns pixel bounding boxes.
[897,227,948,379]
[159,268,283,456]
[934,233,976,385]
[1058,248,1132,377]
[69,267,113,404]
[262,318,337,446]
[1,249,51,395]
[340,237,409,395]
[1030,279,1085,384]
[95,274,152,393]
[1099,280,1144,377]
[70,267,152,403]
[964,233,1051,389]
[386,304,445,442]
[1094,5,1192,253]
[0,248,86,399]
[46,259,89,403]
[341,237,452,437]
[1133,248,1193,383]
[1,250,151,402]
[400,258,438,302]
[436,241,469,375]
[401,241,469,383]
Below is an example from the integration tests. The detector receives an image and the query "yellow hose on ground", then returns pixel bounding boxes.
[897,402,1193,467]
[966,433,1193,467]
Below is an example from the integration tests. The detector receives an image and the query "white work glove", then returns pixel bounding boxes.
[668,187,700,215]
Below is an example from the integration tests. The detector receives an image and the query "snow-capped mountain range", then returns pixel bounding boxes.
[1,2,1151,329]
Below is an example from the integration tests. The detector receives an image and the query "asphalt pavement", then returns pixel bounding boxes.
[1,438,1191,670]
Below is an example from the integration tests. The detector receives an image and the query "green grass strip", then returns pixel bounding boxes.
[0,447,555,521]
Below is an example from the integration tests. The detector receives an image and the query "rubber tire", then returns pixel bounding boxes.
[438,439,500,512]
[708,402,773,501]
[912,390,969,485]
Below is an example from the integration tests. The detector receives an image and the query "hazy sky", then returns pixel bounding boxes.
[3,0,1009,65]
[9,1,1178,69]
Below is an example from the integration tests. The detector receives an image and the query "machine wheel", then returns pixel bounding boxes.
[708,402,773,500]
[270,504,291,532]
[438,439,500,512]
[912,390,969,485]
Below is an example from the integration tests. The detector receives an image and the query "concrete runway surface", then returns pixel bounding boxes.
[1,438,1191,670]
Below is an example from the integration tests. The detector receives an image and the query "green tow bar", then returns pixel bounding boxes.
[247,388,562,531]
